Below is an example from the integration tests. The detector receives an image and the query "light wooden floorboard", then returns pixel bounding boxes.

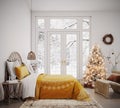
[87,88,120,108]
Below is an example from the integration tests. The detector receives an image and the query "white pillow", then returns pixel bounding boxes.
[24,62,34,74]
[7,60,21,80]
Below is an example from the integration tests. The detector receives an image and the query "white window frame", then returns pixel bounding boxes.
[32,12,91,79]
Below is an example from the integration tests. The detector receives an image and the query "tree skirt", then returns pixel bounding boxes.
[20,98,103,108]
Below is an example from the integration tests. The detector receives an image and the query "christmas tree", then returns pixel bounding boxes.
[83,44,106,88]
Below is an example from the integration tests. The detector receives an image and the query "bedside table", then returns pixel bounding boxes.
[2,80,22,104]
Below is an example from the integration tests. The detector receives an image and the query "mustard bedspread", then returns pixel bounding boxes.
[35,74,89,101]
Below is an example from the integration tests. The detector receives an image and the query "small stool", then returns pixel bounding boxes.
[2,80,22,104]
[0,83,4,101]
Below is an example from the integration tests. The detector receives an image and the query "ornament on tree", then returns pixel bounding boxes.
[83,44,106,88]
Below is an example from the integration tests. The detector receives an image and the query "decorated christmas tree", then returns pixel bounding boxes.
[83,44,106,88]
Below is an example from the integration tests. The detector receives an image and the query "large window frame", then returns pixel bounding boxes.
[32,13,91,79]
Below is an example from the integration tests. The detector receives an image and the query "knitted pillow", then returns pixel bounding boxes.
[15,65,29,80]
[107,74,120,83]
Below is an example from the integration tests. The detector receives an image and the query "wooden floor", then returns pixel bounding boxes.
[0,88,120,108]
[87,88,120,108]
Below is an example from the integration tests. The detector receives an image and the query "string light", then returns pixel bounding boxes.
[83,44,106,88]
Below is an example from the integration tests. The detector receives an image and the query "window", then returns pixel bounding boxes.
[34,16,91,78]
[50,19,77,29]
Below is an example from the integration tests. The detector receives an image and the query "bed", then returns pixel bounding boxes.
[5,52,90,101]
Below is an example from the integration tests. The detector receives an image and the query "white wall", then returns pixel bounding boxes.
[32,0,120,11]
[0,0,31,82]
[32,11,120,73]
[91,11,120,72]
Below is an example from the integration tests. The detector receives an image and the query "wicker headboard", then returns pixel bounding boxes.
[5,52,23,81]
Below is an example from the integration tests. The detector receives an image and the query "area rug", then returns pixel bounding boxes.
[20,98,103,108]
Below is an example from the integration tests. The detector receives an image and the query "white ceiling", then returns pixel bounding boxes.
[27,0,120,11]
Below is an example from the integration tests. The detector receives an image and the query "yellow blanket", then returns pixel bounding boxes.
[35,74,90,101]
